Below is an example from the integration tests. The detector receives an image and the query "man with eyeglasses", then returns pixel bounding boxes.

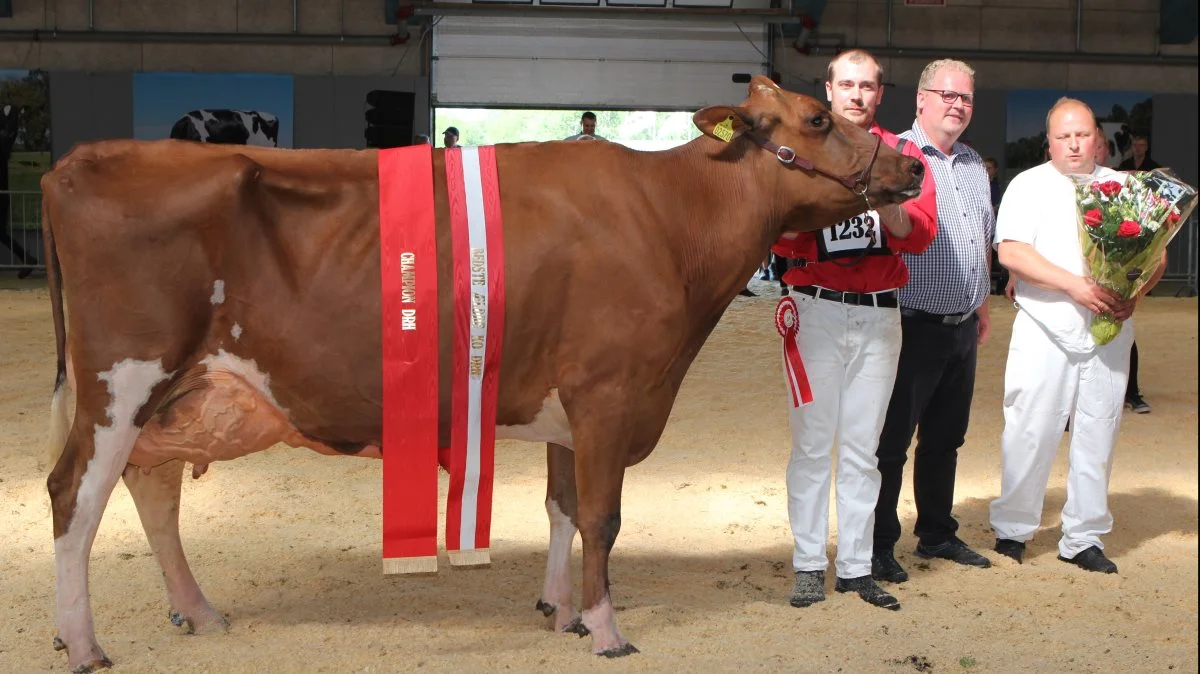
[871,59,996,585]
[770,49,938,612]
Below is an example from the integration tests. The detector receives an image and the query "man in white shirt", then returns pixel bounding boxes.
[564,111,605,141]
[988,98,1165,574]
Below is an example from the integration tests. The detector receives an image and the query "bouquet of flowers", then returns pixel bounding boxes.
[1071,168,1197,345]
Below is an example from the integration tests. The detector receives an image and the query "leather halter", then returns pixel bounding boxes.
[747,132,882,208]
[746,130,887,267]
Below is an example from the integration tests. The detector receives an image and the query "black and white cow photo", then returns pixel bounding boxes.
[170,109,280,147]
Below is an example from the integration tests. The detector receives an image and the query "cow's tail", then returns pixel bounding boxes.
[41,186,72,473]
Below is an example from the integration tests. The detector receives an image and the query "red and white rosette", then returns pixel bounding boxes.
[775,297,814,408]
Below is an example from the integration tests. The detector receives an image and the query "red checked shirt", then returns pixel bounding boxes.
[770,123,938,293]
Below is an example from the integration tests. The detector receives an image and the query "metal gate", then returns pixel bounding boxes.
[1,190,42,273]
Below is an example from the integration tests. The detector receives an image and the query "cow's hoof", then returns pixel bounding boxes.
[52,636,67,651]
[596,643,639,658]
[534,599,556,617]
[171,608,230,634]
[563,617,590,637]
[185,613,231,635]
[71,658,113,674]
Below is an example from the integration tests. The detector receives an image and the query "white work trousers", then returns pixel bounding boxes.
[785,292,901,578]
[989,310,1133,558]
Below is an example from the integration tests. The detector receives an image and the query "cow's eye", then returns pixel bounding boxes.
[809,115,826,129]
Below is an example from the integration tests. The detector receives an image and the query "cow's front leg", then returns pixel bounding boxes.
[537,442,581,633]
[575,441,638,657]
[122,459,228,635]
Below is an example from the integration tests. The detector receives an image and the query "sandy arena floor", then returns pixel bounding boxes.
[0,282,1196,673]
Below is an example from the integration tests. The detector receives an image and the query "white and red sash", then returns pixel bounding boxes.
[379,144,505,574]
[379,144,440,574]
[445,146,505,566]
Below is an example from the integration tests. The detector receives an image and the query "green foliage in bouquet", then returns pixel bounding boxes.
[1072,169,1198,345]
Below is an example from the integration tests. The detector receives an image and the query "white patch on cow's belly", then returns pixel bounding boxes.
[210,280,225,305]
[199,349,285,412]
[231,323,243,341]
[497,389,573,449]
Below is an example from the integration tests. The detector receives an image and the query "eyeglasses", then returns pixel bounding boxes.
[923,89,975,106]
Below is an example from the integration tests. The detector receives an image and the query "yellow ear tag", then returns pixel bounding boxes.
[713,116,735,143]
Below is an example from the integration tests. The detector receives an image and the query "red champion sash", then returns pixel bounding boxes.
[775,297,814,408]
[444,146,505,566]
[379,145,440,574]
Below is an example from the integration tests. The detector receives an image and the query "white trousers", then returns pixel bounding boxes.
[989,310,1133,558]
[785,292,901,578]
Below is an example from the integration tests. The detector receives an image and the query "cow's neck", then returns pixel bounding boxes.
[655,141,787,320]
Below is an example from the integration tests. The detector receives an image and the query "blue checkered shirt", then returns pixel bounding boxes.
[897,121,995,315]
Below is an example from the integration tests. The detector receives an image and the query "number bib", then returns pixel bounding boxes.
[816,209,892,261]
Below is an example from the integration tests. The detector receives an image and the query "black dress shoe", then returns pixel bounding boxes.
[915,538,992,568]
[789,570,826,608]
[994,538,1026,564]
[738,287,757,297]
[871,550,909,584]
[1059,546,1118,574]
[836,575,900,611]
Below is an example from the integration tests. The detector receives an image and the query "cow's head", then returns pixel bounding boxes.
[693,75,923,232]
[254,113,280,143]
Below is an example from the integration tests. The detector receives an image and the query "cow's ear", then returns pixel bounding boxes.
[693,105,756,143]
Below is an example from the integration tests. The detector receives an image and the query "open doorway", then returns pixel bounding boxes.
[431,108,702,150]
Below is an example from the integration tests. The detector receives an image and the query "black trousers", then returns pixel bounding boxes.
[1126,341,1140,399]
[770,253,790,283]
[874,313,979,552]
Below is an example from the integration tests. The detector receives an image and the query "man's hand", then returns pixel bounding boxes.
[1067,276,1123,316]
[1004,276,1016,302]
[877,205,912,239]
[1111,297,1137,323]
[976,299,992,346]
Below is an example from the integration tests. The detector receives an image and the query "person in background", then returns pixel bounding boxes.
[984,157,1001,212]
[1117,133,1160,171]
[1094,125,1110,167]
[565,112,606,141]
[443,127,461,149]
[1112,132,1156,414]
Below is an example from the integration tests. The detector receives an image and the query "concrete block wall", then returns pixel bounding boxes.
[0,0,425,77]
[775,0,1197,94]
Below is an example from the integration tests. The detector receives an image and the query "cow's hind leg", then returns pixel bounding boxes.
[49,359,169,672]
[536,442,582,633]
[122,459,228,634]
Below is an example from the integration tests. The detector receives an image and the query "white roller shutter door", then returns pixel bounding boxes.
[431,9,770,109]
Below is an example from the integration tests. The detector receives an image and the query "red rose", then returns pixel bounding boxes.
[1083,208,1103,227]
[1117,220,1141,237]
[1167,211,1181,226]
[1101,181,1124,197]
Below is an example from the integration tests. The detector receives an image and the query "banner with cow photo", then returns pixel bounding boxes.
[1005,89,1153,184]
[133,72,294,148]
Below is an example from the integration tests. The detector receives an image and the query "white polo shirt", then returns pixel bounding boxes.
[994,161,1125,356]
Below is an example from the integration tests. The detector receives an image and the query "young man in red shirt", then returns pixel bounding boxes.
[772,49,938,610]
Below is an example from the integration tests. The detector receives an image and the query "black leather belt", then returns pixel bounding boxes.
[900,307,975,326]
[797,285,899,308]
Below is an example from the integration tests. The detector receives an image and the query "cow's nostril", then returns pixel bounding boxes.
[910,160,924,178]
